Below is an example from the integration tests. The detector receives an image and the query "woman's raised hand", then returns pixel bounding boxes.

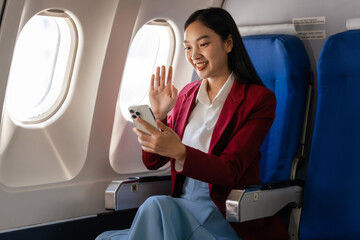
[149,66,178,120]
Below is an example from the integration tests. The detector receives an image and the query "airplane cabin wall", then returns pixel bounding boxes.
[224,0,360,70]
[0,0,124,231]
[0,0,222,232]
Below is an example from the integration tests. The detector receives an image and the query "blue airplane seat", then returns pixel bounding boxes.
[243,35,310,183]
[299,29,360,239]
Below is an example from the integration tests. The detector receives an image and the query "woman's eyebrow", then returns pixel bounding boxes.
[183,35,210,43]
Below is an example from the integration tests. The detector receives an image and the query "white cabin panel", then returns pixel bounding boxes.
[224,0,360,68]
[0,0,124,231]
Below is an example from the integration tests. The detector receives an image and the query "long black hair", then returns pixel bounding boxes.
[184,8,264,86]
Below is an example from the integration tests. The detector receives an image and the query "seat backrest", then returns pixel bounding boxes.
[299,30,360,239]
[243,35,310,183]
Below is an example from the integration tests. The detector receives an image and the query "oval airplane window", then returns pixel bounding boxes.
[5,10,77,123]
[119,20,175,120]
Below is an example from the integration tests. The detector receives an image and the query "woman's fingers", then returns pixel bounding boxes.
[166,66,173,86]
[155,119,169,132]
[136,117,159,135]
[133,118,184,159]
[153,66,172,89]
[155,66,160,87]
[160,66,166,87]
[132,128,156,152]
[149,65,176,120]
[150,74,155,91]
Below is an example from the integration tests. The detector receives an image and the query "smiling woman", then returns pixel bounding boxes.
[97,7,288,240]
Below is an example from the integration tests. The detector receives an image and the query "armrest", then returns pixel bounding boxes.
[105,175,171,211]
[226,181,303,222]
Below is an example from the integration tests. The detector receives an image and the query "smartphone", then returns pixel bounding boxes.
[128,105,157,135]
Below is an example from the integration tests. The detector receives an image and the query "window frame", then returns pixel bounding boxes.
[5,9,78,125]
[118,19,176,121]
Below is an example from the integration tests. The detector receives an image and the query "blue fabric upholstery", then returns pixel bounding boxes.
[299,30,360,239]
[243,35,310,183]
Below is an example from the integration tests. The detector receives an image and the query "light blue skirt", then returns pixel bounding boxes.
[96,178,242,240]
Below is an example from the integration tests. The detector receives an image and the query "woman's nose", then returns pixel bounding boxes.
[191,48,201,60]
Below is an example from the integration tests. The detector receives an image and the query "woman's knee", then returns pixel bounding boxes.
[142,195,171,208]
[137,195,175,219]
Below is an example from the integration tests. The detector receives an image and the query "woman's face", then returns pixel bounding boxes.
[184,20,232,81]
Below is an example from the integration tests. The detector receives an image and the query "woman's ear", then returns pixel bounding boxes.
[225,34,233,53]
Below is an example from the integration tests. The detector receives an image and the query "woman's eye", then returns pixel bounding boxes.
[184,46,191,51]
[200,42,209,47]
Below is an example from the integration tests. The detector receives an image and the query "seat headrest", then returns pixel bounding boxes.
[238,24,297,37]
[346,18,360,30]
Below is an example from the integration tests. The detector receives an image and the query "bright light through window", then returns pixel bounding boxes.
[119,21,175,120]
[6,12,77,123]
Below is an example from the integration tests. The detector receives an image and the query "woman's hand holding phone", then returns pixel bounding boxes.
[128,105,157,135]
[132,116,186,162]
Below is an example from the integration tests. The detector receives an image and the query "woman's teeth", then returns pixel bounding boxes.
[196,62,208,70]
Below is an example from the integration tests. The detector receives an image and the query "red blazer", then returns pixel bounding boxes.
[143,79,289,240]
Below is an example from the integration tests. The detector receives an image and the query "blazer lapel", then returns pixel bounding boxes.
[175,82,200,139]
[209,80,246,153]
